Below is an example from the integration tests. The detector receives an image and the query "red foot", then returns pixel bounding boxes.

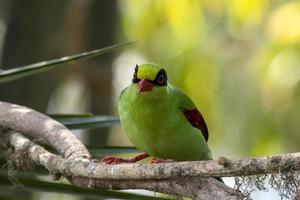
[150,157,175,164]
[100,156,127,164]
[100,153,149,165]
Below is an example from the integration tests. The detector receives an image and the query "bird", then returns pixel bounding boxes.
[101,63,213,164]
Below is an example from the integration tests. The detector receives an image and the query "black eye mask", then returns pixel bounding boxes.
[132,65,140,83]
[153,69,167,86]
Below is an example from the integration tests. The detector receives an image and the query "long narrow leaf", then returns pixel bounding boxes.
[0,41,134,84]
[89,146,140,156]
[49,113,93,118]
[49,114,120,130]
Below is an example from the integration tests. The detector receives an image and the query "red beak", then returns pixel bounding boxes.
[137,79,154,93]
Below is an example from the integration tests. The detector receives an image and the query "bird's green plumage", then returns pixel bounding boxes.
[118,64,212,161]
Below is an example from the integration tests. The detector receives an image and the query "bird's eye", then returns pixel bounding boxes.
[157,74,165,85]
[155,69,167,86]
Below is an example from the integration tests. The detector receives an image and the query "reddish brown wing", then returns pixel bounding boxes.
[183,109,209,142]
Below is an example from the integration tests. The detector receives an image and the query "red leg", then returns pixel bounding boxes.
[100,153,149,164]
[150,157,175,164]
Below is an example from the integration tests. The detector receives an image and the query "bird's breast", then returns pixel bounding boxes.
[119,90,174,153]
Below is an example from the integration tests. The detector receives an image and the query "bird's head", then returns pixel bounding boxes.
[132,64,168,94]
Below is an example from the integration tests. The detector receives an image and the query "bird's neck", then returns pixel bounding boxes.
[135,85,170,103]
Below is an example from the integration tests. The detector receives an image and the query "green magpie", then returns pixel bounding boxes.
[101,63,213,164]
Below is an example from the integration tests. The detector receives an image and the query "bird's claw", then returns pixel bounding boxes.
[150,157,175,164]
[100,153,149,165]
[100,156,127,164]
[100,154,174,164]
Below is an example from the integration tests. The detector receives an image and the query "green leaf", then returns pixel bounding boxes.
[49,114,120,130]
[49,113,93,119]
[0,41,134,84]
[0,173,169,200]
[89,146,140,157]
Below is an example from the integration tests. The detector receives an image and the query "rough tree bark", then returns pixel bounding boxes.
[0,101,299,199]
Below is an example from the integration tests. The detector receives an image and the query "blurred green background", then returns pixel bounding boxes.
[0,0,299,199]
[114,0,300,157]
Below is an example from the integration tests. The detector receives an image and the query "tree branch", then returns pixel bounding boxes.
[5,132,242,199]
[0,101,299,199]
[0,101,90,160]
